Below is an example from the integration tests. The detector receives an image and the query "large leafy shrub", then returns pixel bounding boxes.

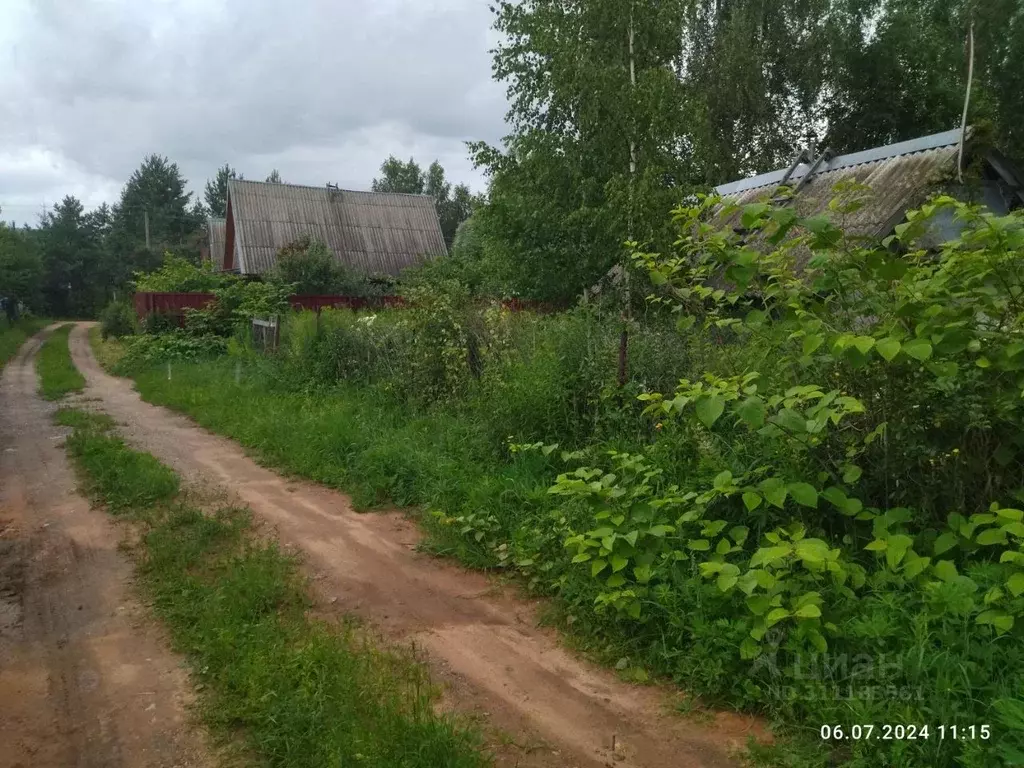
[134,254,230,293]
[270,235,390,297]
[99,299,137,339]
[503,188,1024,766]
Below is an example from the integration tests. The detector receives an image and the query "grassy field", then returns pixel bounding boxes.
[58,405,489,768]
[0,316,47,372]
[37,324,86,400]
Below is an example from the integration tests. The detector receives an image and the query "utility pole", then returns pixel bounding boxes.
[144,209,151,250]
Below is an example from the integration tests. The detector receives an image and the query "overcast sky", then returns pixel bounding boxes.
[0,0,508,226]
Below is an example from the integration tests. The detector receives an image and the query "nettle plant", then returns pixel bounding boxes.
[549,185,1024,659]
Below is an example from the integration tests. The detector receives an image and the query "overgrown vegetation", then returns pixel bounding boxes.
[0,316,46,371]
[116,191,1024,767]
[57,406,489,768]
[37,325,85,400]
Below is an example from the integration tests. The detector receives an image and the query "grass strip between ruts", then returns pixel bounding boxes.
[37,324,86,400]
[56,406,489,768]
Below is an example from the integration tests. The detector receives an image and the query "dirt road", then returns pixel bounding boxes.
[0,326,210,768]
[67,322,764,768]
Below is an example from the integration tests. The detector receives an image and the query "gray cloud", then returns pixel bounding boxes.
[0,0,507,224]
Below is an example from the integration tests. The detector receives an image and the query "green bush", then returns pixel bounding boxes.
[270,235,388,297]
[134,254,231,293]
[99,300,137,339]
[115,330,228,375]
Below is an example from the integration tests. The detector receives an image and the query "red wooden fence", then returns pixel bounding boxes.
[134,292,558,322]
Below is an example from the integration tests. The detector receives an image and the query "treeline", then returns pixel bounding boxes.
[442,0,1024,302]
[0,155,205,320]
[0,152,477,322]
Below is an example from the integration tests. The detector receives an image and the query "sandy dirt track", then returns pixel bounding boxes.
[0,325,210,768]
[67,321,765,768]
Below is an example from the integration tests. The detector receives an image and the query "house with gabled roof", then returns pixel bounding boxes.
[714,127,1023,244]
[214,179,447,276]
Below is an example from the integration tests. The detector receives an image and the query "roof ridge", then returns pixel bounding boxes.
[716,127,969,196]
[226,177,435,199]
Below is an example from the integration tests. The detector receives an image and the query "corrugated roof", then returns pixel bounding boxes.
[208,218,226,271]
[226,179,447,276]
[714,129,967,240]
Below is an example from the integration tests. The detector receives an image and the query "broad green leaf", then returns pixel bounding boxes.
[773,408,807,433]
[696,396,725,428]
[933,532,958,556]
[1007,573,1024,597]
[746,595,770,615]
[688,539,711,551]
[903,555,931,579]
[803,334,824,356]
[739,637,761,660]
[634,564,653,584]
[606,573,626,588]
[742,492,763,512]
[822,486,847,507]
[571,553,592,564]
[903,338,933,361]
[717,574,738,592]
[793,604,822,619]
[842,465,863,484]
[611,555,629,573]
[852,336,875,354]
[1003,522,1024,538]
[885,534,913,569]
[865,539,887,551]
[744,310,766,328]
[736,397,766,429]
[976,610,1015,634]
[788,482,818,508]
[714,470,733,490]
[591,559,608,577]
[933,560,958,583]
[997,508,1024,522]
[765,608,790,627]
[676,315,697,332]
[876,337,901,361]
[760,478,788,509]
[750,545,791,567]
[795,538,830,564]
[977,528,1008,546]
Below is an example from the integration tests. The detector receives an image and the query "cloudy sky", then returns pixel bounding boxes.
[0,0,508,226]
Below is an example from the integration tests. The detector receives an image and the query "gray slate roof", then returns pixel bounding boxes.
[714,129,970,239]
[207,218,226,271]
[225,179,447,275]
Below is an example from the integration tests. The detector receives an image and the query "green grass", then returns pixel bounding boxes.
[57,406,489,768]
[37,324,86,400]
[0,316,47,371]
[89,325,126,372]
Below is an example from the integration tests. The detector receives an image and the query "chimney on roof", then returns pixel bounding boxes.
[326,182,339,190]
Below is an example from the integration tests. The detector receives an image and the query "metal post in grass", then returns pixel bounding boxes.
[167,361,172,381]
